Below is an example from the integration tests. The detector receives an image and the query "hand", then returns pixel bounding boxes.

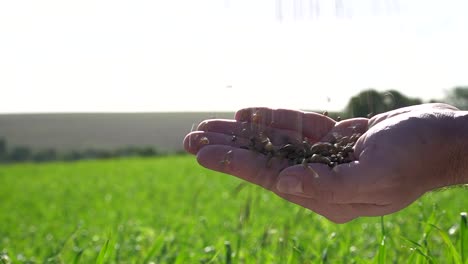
[183,103,461,223]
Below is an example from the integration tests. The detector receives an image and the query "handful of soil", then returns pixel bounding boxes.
[240,125,361,168]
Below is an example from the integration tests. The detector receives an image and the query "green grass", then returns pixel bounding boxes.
[0,156,467,263]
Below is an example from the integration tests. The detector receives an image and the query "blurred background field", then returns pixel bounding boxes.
[0,156,467,263]
[0,112,233,157]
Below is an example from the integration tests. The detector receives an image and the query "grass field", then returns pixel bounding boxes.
[0,156,467,263]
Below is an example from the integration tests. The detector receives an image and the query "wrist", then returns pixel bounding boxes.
[426,110,468,190]
[450,111,468,185]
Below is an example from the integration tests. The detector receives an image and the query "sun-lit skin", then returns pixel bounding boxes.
[183,103,468,223]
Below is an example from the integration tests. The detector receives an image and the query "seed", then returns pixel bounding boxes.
[323,111,328,116]
[264,142,274,152]
[342,157,353,163]
[279,144,296,154]
[295,147,305,156]
[343,146,354,153]
[310,142,333,154]
[259,134,270,145]
[309,154,331,165]
[252,111,261,123]
[337,136,350,145]
[336,116,341,121]
[199,137,210,145]
[235,115,357,170]
[220,150,233,166]
[295,157,304,165]
[350,133,361,141]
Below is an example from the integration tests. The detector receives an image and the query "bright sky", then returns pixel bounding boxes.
[1,0,467,113]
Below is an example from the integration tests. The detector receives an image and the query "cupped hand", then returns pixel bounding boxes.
[183,103,460,223]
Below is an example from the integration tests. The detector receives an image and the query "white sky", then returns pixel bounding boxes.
[1,0,467,113]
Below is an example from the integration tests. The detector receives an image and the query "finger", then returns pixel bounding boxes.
[275,161,392,205]
[196,145,288,190]
[197,119,305,145]
[235,107,335,142]
[321,118,369,142]
[197,119,238,131]
[183,131,250,155]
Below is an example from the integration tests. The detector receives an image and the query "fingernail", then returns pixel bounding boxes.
[277,176,303,194]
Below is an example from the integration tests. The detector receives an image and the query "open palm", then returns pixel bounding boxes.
[183,103,461,223]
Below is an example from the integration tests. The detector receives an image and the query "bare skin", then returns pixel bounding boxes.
[183,103,468,223]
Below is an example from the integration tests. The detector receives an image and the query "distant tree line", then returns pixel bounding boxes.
[334,86,468,118]
[1,86,466,164]
[343,89,422,118]
[0,138,164,164]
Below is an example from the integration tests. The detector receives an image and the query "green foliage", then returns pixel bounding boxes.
[443,86,468,110]
[377,216,387,264]
[0,138,6,156]
[0,137,161,163]
[344,89,422,118]
[96,239,111,264]
[460,212,467,264]
[61,150,84,161]
[32,149,57,162]
[8,146,32,162]
[0,156,466,263]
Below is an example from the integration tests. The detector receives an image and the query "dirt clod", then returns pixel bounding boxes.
[240,117,361,168]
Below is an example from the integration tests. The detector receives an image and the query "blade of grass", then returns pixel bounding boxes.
[401,236,423,249]
[411,206,438,262]
[225,241,232,264]
[206,251,220,263]
[423,206,437,236]
[72,249,84,264]
[400,236,435,264]
[460,212,467,264]
[413,248,434,264]
[321,247,328,263]
[96,239,110,264]
[142,235,164,264]
[429,223,462,264]
[377,216,386,264]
